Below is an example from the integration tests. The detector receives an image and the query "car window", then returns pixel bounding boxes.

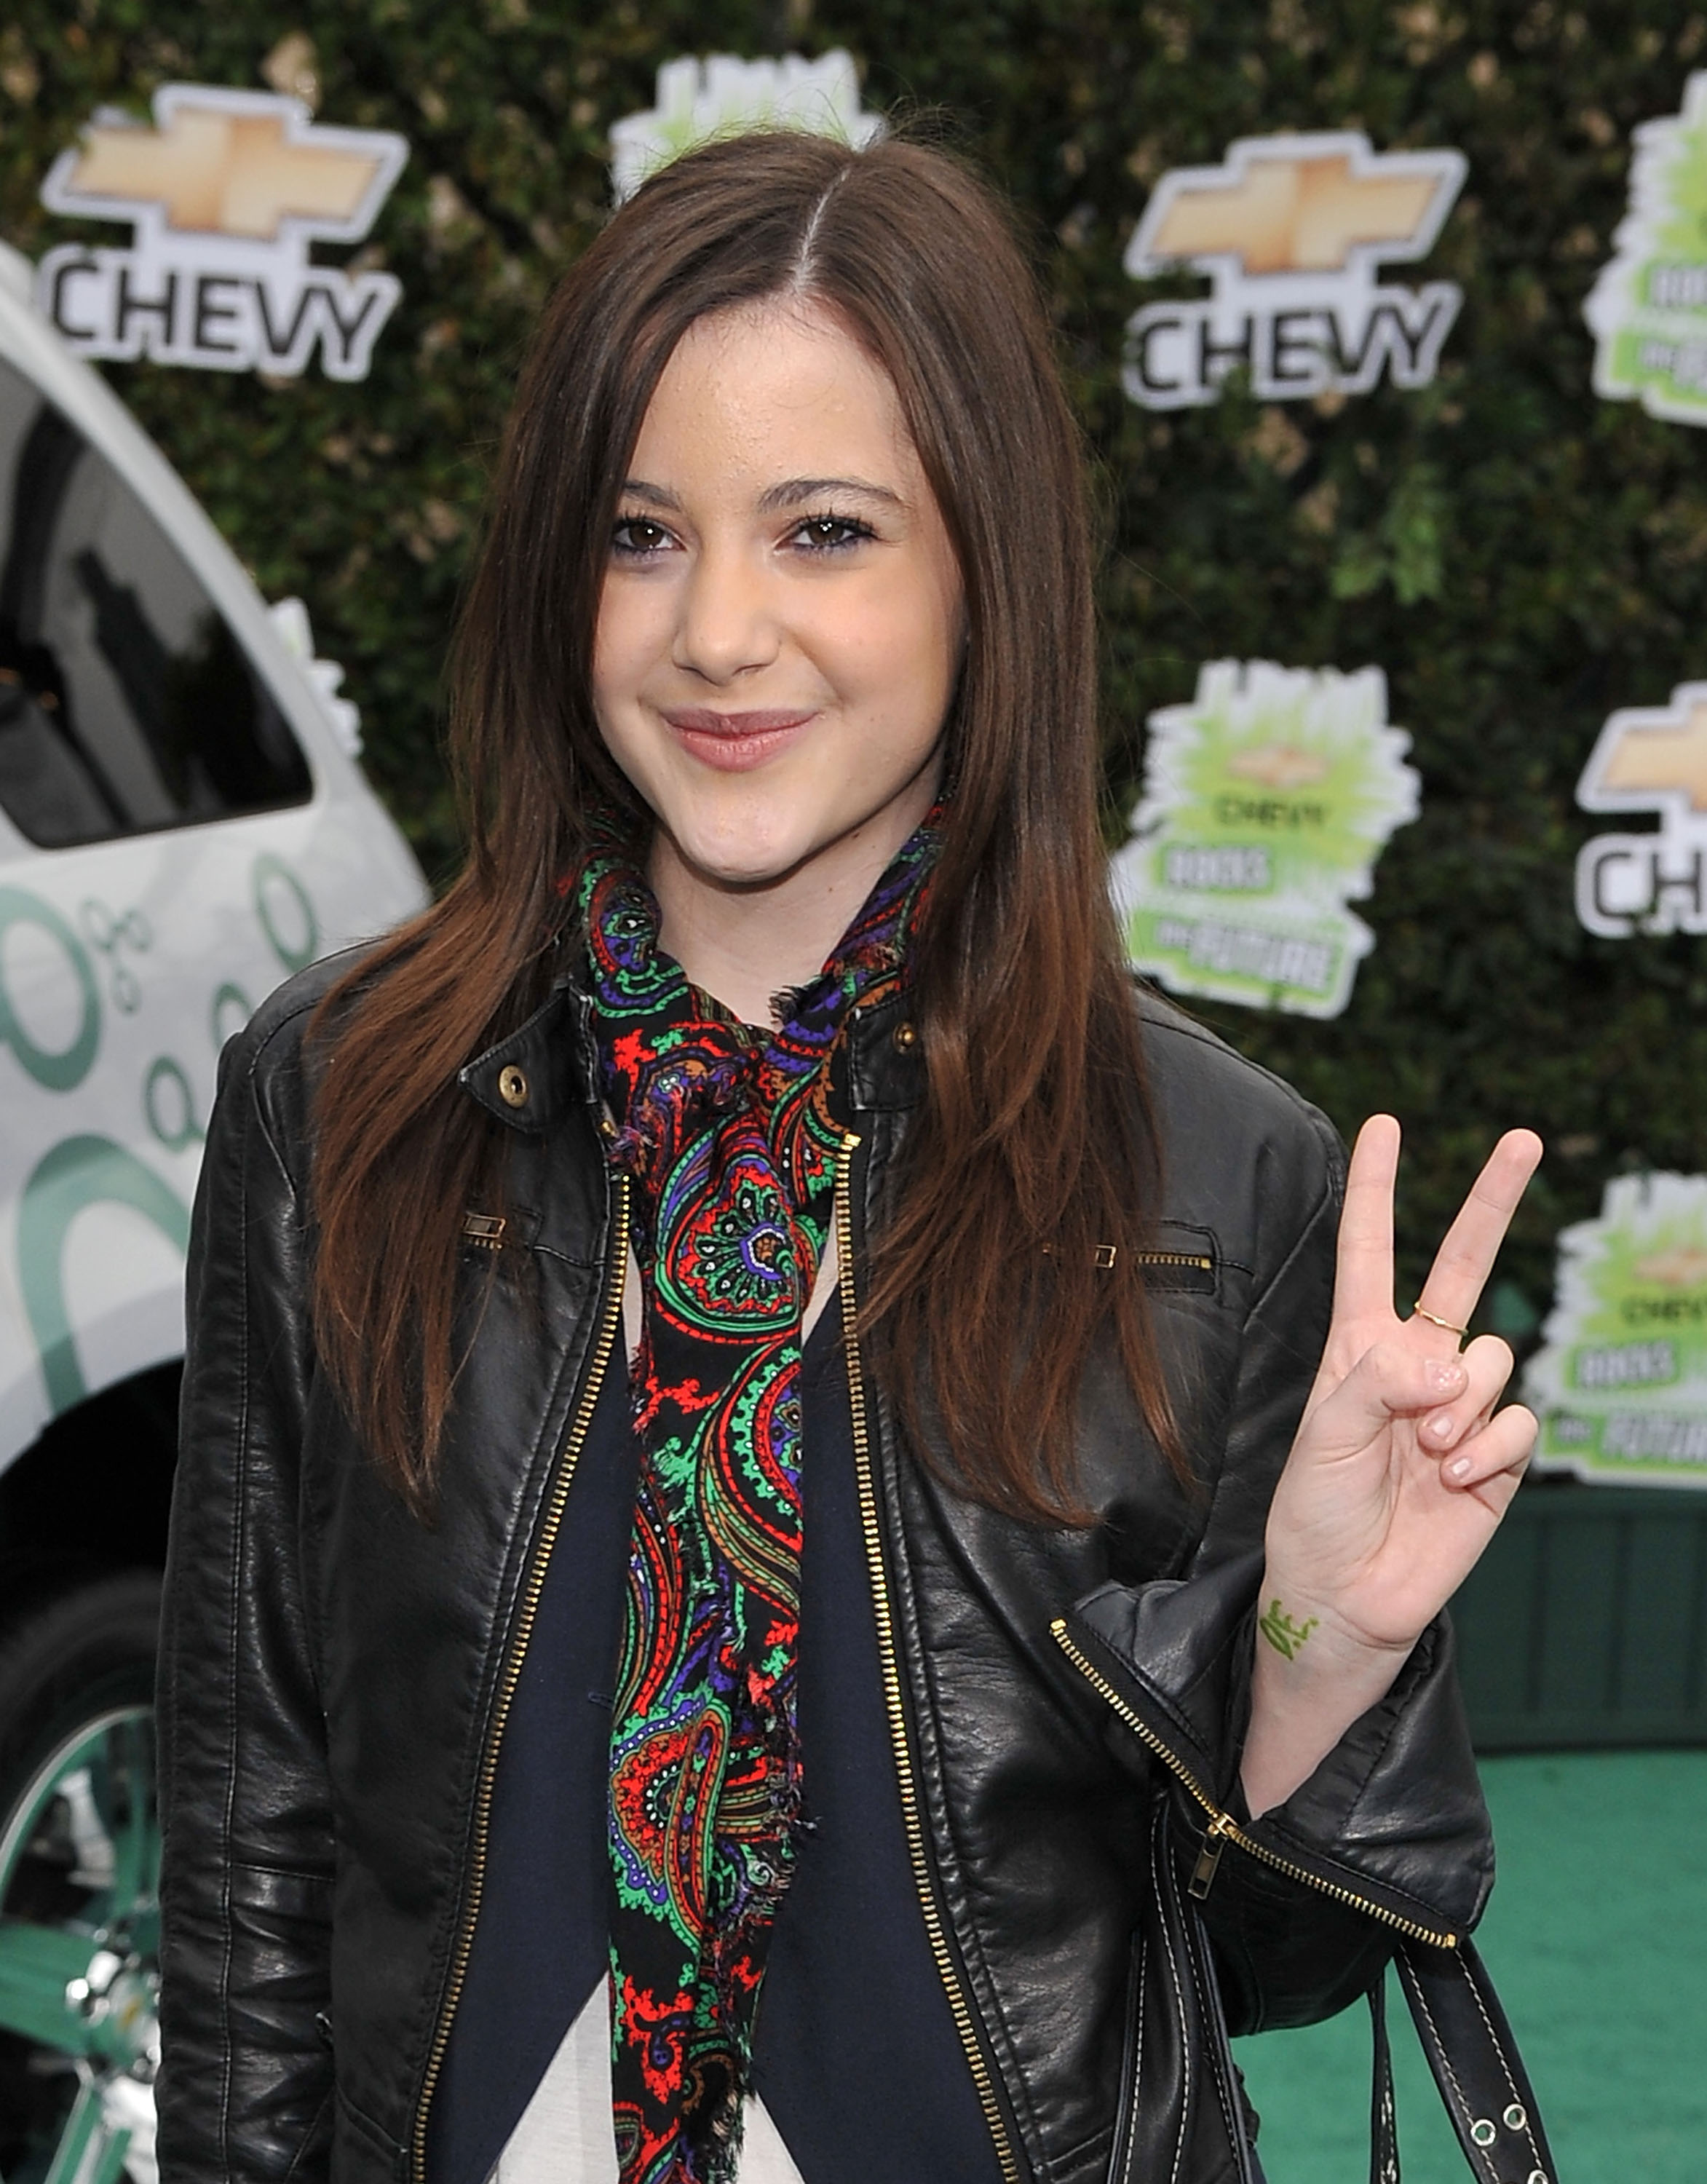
[0,355,311,848]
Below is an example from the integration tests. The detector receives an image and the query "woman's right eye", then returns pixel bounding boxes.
[611,515,673,558]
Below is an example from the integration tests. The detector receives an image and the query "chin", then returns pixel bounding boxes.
[663,807,816,890]
[684,843,808,891]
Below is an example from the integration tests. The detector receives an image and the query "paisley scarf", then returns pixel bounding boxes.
[577,812,941,2184]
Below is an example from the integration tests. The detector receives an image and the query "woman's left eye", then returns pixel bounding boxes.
[788,513,874,553]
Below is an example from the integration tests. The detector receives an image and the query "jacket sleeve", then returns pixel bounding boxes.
[1065,1098,1494,2037]
[155,998,335,2183]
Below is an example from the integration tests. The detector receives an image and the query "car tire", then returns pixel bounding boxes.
[0,1571,161,2184]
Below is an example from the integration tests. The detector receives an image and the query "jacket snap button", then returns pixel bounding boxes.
[892,1021,917,1051]
[497,1064,529,1109]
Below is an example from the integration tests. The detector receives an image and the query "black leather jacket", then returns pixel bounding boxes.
[157,957,1493,2184]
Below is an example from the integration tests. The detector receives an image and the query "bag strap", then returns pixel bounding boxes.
[1369,1970,1400,2184]
[1365,1937,1558,2184]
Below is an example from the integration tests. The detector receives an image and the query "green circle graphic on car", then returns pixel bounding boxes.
[0,887,101,1093]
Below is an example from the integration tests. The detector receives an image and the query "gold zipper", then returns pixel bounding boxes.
[1049,1619,1458,1950]
[411,1176,632,2183]
[1042,1247,1213,1271]
[834,1134,1023,2184]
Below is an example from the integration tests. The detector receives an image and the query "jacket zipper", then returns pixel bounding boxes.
[411,1175,632,2184]
[1044,1247,1213,1272]
[1049,1620,1458,1949]
[834,1134,1023,2184]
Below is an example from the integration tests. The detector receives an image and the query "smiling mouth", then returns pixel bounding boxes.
[662,708,818,772]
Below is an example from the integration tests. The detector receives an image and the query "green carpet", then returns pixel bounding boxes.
[1232,1749,1707,2181]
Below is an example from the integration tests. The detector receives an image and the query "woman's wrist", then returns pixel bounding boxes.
[1238,1578,1417,1817]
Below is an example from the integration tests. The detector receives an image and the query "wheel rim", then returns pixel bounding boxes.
[0,1705,158,2184]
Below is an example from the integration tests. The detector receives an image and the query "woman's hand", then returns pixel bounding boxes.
[1240,1115,1543,1816]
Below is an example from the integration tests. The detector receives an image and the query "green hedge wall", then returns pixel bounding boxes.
[4,0,1706,1334]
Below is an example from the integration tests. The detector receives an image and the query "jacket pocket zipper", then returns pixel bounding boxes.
[836,1133,1023,2184]
[1049,1619,1459,1950]
[411,1175,632,2184]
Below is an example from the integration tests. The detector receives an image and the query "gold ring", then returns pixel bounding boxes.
[1411,1302,1469,1341]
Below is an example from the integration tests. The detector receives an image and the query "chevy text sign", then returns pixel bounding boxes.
[1575,681,1707,937]
[37,84,408,381]
[1123,132,1467,411]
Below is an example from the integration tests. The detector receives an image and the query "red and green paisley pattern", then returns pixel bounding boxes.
[579,815,940,2184]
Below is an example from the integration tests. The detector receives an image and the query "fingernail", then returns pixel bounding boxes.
[1447,1454,1473,1481]
[1426,1412,1458,1444]
[1426,1357,1468,1393]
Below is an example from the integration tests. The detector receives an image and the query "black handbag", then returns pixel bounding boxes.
[1366,1936,1558,2184]
[1130,1794,1559,2183]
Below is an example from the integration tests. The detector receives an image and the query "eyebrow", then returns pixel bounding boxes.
[619,475,906,514]
[759,475,906,513]
[619,478,684,512]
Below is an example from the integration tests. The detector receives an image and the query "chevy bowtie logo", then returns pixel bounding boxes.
[1576,684,1707,938]
[51,100,392,241]
[1588,700,1707,815]
[37,84,408,381]
[1135,144,1462,280]
[1122,132,1467,411]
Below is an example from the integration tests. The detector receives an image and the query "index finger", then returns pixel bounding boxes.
[1415,1129,1543,1334]
[1334,1112,1401,1321]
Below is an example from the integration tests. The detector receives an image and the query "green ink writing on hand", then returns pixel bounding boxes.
[1259,1599,1320,1661]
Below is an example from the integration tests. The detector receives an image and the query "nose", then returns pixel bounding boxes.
[670,537,780,684]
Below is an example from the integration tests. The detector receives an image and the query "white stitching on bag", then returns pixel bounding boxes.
[1149,1811,1192,2184]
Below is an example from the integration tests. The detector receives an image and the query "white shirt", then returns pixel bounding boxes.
[484,1983,807,2184]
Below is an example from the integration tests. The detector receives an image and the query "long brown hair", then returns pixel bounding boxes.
[309,126,1180,1522]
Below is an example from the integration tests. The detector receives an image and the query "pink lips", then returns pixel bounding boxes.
[662,707,817,773]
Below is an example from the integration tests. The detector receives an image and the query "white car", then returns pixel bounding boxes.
[0,242,426,2182]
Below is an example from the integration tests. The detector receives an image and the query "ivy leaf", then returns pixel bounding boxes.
[1329,463,1448,604]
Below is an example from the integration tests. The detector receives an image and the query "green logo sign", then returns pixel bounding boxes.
[1526,1173,1707,1487]
[1585,72,1707,426]
[1109,660,1419,1018]
[609,52,882,204]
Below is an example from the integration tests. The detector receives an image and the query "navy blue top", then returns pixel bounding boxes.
[428,1303,1002,2184]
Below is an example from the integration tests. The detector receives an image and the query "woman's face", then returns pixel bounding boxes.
[592,296,965,902]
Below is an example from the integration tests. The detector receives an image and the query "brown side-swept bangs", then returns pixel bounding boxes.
[308,125,1181,1520]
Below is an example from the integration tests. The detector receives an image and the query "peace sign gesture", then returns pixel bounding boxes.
[1240,1115,1544,1816]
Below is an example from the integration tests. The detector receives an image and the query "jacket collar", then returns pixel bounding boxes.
[457,968,926,1131]
[843,986,927,1115]
[457,977,595,1136]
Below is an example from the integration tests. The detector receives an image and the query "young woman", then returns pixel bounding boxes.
[157,129,1542,2184]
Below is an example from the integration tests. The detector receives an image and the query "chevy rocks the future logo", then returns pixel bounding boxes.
[1585,72,1707,428]
[609,50,881,204]
[1122,131,1468,411]
[37,84,408,381]
[1109,659,1419,1019]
